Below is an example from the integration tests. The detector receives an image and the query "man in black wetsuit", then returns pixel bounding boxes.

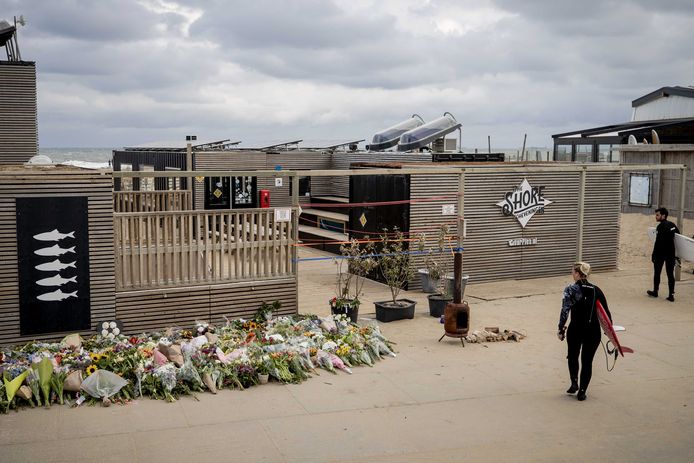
[558,262,611,401]
[647,207,680,302]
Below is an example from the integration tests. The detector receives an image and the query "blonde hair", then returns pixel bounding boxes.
[573,261,591,278]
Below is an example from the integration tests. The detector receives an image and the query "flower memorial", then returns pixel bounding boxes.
[0,312,396,413]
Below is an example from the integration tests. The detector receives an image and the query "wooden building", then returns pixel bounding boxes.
[0,61,37,165]
[0,166,299,346]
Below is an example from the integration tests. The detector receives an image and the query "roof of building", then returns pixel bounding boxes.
[632,86,694,108]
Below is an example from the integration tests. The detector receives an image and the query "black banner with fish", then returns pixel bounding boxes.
[16,197,91,335]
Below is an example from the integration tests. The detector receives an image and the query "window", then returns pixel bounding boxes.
[120,163,133,191]
[598,144,619,163]
[140,165,155,191]
[289,175,312,197]
[555,145,571,162]
[232,176,257,208]
[628,173,651,206]
[165,167,181,190]
[205,176,231,209]
[575,145,592,163]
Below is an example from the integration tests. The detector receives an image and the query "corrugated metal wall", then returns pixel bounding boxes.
[0,62,37,165]
[330,152,432,197]
[0,167,116,345]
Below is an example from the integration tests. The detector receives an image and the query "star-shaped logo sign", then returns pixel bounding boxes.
[496,179,552,228]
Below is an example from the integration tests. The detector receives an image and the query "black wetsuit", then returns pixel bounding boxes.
[558,280,611,391]
[652,219,679,297]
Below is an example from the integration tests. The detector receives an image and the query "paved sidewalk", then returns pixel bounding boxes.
[1,248,692,462]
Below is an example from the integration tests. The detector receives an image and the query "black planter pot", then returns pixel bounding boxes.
[330,301,359,323]
[374,299,417,322]
[427,294,453,317]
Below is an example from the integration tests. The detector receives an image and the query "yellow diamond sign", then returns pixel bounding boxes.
[213,189,222,198]
[359,213,367,227]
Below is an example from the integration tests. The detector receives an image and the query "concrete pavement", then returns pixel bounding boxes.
[1,247,692,462]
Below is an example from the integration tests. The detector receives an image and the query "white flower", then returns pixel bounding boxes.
[102,322,109,329]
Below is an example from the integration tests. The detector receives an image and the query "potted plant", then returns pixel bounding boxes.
[423,225,454,317]
[374,228,418,322]
[331,238,377,323]
[417,225,449,293]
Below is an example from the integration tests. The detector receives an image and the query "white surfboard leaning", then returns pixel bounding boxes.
[647,227,694,262]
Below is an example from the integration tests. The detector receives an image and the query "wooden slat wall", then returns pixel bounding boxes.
[329,152,432,197]
[115,278,297,334]
[0,167,115,346]
[0,62,37,165]
[408,173,460,290]
[266,151,332,206]
[582,171,622,271]
[409,169,621,286]
[193,151,268,209]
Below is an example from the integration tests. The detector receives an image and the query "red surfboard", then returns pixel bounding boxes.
[596,300,633,356]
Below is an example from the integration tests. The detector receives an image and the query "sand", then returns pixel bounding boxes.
[619,212,694,273]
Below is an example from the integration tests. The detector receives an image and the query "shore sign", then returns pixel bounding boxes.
[496,179,552,228]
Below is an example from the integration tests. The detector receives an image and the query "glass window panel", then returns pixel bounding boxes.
[140,165,155,191]
[598,144,619,163]
[121,163,133,191]
[555,145,572,161]
[575,144,592,163]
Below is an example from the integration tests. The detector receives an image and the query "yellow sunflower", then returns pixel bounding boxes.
[89,352,100,362]
[86,365,98,376]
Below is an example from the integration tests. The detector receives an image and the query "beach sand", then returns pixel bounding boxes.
[619,212,694,273]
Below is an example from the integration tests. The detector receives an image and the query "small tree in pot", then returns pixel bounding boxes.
[331,238,376,322]
[374,228,418,322]
[425,225,454,317]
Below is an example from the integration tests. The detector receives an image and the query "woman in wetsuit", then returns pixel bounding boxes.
[557,262,611,401]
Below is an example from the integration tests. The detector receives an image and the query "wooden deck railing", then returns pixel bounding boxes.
[114,208,297,290]
[113,191,191,212]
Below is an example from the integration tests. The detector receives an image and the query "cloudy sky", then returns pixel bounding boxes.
[2,0,693,149]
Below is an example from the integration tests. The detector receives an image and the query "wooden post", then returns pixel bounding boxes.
[521,133,527,162]
[453,170,465,303]
[291,172,299,277]
[487,136,491,154]
[577,167,586,261]
[677,166,687,234]
[186,143,193,210]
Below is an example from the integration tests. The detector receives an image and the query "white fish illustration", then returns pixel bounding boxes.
[35,259,76,272]
[33,229,75,242]
[36,273,77,287]
[34,244,75,257]
[37,289,78,302]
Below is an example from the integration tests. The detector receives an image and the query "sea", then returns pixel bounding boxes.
[39,147,114,169]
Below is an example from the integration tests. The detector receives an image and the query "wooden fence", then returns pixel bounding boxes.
[114,208,297,290]
[113,190,191,212]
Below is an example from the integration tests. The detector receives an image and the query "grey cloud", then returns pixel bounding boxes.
[1,0,165,42]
